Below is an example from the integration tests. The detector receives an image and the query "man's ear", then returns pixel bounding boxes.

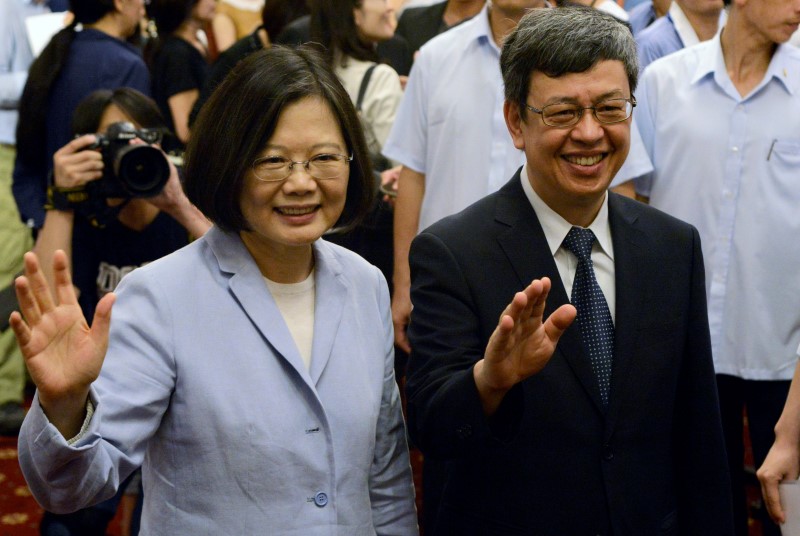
[504,100,527,151]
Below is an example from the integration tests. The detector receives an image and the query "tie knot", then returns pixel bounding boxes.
[562,226,596,262]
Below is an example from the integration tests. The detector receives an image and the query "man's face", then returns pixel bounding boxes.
[738,0,800,44]
[505,60,632,225]
[680,0,724,19]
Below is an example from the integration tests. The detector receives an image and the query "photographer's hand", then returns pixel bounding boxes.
[9,251,114,439]
[53,134,104,188]
[145,156,211,239]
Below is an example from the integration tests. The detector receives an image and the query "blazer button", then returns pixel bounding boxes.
[603,445,613,461]
[314,491,328,507]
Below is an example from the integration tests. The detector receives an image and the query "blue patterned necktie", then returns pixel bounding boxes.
[562,226,615,407]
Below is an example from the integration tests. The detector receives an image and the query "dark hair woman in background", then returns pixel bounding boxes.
[12,0,151,231]
[145,0,215,146]
[12,46,418,534]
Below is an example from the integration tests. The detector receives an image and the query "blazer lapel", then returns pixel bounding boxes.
[605,194,648,435]
[205,227,313,385]
[308,241,347,385]
[494,176,606,413]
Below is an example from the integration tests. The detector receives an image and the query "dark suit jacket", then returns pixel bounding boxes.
[396,1,448,55]
[405,171,734,535]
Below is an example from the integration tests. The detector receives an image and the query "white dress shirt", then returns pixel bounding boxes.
[519,164,616,321]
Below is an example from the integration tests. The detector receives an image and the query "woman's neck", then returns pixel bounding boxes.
[240,232,316,284]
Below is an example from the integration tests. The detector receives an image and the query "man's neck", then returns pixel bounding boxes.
[85,16,126,40]
[488,3,529,47]
[443,0,485,26]
[678,1,720,41]
[719,11,776,97]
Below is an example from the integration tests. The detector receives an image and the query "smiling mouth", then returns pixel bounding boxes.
[276,206,317,216]
[563,154,605,166]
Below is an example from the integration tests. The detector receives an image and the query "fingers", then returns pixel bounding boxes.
[8,311,32,349]
[394,321,411,354]
[54,136,103,188]
[15,273,41,326]
[24,251,57,314]
[760,477,785,524]
[52,250,79,306]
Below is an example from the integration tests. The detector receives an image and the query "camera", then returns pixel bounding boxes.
[88,121,170,198]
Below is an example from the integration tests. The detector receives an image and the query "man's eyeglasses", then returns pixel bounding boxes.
[525,97,636,128]
[251,153,353,183]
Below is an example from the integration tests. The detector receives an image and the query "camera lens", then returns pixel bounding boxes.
[114,145,170,197]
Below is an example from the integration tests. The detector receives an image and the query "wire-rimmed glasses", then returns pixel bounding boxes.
[251,153,353,183]
[525,97,636,128]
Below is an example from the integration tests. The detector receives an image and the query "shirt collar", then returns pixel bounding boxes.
[519,163,614,259]
[692,30,799,96]
[470,4,499,53]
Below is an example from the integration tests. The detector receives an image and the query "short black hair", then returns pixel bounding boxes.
[501,6,638,116]
[71,88,168,136]
[185,45,374,233]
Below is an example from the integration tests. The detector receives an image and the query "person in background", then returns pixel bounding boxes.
[635,0,723,71]
[12,0,151,232]
[395,0,484,60]
[405,7,733,533]
[628,0,671,35]
[758,344,800,527]
[189,0,309,125]
[210,0,262,53]
[624,0,800,530]
[145,0,215,147]
[11,46,417,534]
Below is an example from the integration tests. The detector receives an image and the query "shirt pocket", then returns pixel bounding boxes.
[767,138,800,191]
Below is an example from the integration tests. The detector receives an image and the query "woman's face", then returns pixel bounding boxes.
[354,0,395,44]
[239,96,350,259]
[192,0,216,25]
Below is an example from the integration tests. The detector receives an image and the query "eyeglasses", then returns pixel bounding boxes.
[251,153,353,183]
[525,97,636,128]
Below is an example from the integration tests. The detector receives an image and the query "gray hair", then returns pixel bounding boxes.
[501,6,638,114]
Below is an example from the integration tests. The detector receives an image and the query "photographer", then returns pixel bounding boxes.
[34,88,209,322]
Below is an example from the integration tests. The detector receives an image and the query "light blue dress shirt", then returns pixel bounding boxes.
[18,227,419,535]
[628,1,656,36]
[0,0,49,145]
[382,5,526,233]
[636,14,684,71]
[631,35,800,380]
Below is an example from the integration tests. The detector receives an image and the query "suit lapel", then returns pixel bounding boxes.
[494,176,606,413]
[206,227,314,386]
[308,241,347,385]
[605,194,649,436]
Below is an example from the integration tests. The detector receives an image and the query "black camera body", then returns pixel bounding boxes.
[88,121,170,198]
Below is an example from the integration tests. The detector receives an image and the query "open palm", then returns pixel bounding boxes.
[9,251,114,430]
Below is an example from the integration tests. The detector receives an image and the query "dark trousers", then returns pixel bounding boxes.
[716,374,790,536]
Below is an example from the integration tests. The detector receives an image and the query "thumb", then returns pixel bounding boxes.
[543,303,577,342]
[90,292,116,351]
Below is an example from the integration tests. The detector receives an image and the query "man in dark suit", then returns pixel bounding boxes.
[395,0,483,58]
[404,6,734,535]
